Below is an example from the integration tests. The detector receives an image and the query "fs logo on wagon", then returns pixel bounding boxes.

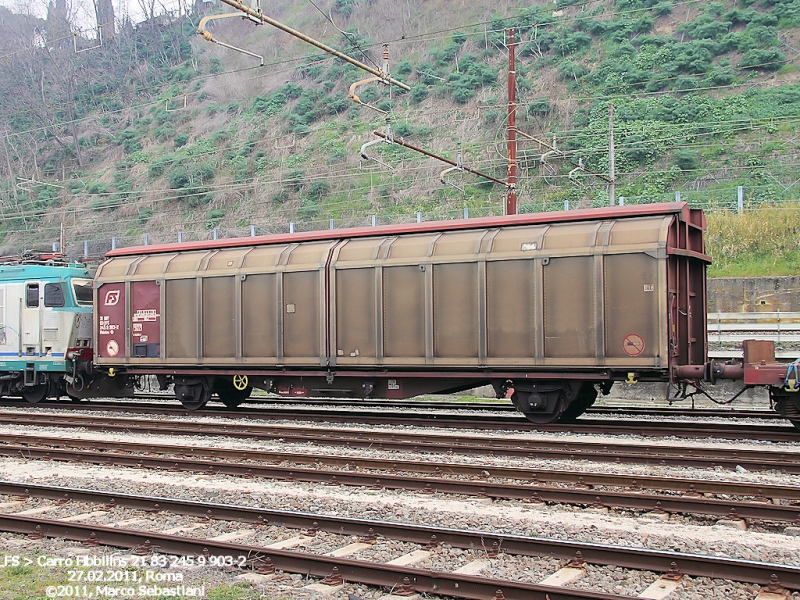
[104,290,120,306]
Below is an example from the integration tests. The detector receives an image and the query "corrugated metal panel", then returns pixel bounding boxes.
[336,239,382,262]
[609,217,664,246]
[165,278,196,360]
[383,266,425,358]
[335,268,376,360]
[132,254,172,276]
[542,221,602,250]
[241,273,278,359]
[241,246,287,270]
[283,270,320,359]
[489,225,549,254]
[164,252,209,275]
[96,257,139,279]
[543,256,594,358]
[387,234,439,260]
[206,249,249,272]
[604,254,659,360]
[433,263,478,358]
[431,231,483,257]
[286,242,333,267]
[486,260,536,359]
[202,276,235,359]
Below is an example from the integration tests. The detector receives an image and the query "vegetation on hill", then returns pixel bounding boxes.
[0,0,798,275]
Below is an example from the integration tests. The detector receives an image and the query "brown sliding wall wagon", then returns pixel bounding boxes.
[93,202,712,422]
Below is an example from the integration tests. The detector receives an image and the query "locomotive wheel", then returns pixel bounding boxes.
[22,382,50,404]
[175,383,210,411]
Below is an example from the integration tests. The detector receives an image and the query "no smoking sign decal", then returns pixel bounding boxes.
[622,334,645,356]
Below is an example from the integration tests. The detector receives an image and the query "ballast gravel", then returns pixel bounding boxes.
[1,406,800,599]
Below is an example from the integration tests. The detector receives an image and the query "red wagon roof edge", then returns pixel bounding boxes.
[105,202,700,258]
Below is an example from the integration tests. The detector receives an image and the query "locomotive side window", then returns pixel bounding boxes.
[26,284,39,308]
[71,279,93,306]
[44,283,65,307]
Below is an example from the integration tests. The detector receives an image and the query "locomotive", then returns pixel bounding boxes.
[0,253,134,403]
[0,254,94,402]
[4,203,798,429]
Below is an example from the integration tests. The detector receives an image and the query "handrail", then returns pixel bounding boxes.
[707,311,800,348]
[708,311,800,322]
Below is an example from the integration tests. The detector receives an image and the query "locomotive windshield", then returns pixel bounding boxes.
[71,279,93,306]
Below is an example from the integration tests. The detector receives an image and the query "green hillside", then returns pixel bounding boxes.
[1,0,799,273]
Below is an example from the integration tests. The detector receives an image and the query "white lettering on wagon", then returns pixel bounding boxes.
[98,316,120,335]
[132,309,159,322]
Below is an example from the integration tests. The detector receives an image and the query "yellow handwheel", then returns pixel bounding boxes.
[232,374,249,391]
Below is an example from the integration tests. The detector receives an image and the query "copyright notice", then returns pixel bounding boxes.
[2,552,211,598]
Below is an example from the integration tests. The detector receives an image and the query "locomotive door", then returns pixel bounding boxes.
[22,281,41,355]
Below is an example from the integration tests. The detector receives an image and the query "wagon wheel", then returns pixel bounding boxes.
[512,390,565,425]
[22,381,50,404]
[557,383,598,423]
[175,383,210,411]
[215,378,252,409]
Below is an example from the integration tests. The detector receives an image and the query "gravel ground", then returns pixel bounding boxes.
[1,405,800,599]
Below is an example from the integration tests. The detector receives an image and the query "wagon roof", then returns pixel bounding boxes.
[105,202,702,258]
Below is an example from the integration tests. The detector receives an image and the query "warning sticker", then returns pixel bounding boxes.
[622,334,645,357]
[106,340,119,357]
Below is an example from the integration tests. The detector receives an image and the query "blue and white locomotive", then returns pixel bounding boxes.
[0,254,95,402]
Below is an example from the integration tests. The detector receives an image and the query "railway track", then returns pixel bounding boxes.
[1,400,797,442]
[2,433,799,525]
[0,410,797,472]
[1,481,799,599]
[0,395,785,418]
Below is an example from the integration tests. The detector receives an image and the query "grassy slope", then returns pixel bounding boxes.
[1,0,799,275]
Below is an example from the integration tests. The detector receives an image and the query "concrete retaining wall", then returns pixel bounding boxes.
[708,276,800,312]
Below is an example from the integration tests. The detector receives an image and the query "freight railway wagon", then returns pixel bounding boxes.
[93,202,721,423]
[0,258,95,402]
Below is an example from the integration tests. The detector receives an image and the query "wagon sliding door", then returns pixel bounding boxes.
[165,278,196,362]
[282,270,320,360]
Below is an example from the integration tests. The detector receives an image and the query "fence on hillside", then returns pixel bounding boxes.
[708,311,800,360]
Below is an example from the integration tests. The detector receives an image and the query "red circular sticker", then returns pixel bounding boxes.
[106,340,119,357]
[622,334,645,356]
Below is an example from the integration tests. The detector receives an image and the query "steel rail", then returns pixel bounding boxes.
[0,393,783,426]
[0,412,798,472]
[1,491,799,590]
[2,443,800,523]
[0,514,632,600]
[586,406,781,419]
[0,403,796,441]
[1,397,800,443]
[4,432,800,501]
[3,397,784,419]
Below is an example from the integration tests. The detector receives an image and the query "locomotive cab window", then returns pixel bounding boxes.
[44,283,65,307]
[25,284,39,308]
[71,279,93,306]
